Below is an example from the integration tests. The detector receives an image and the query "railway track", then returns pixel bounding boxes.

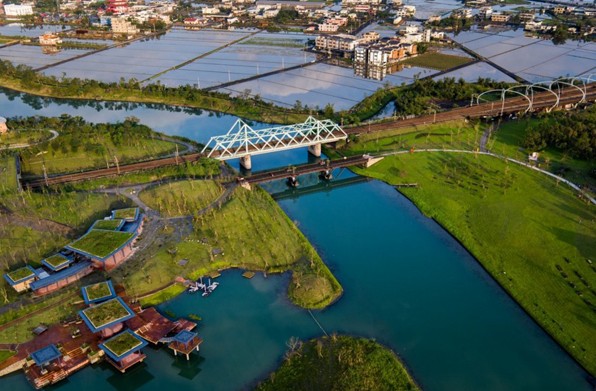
[21,83,594,189]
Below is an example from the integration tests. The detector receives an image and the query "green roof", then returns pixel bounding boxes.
[102,331,143,356]
[84,281,112,301]
[67,230,134,259]
[44,254,69,268]
[7,267,35,282]
[92,219,124,231]
[81,298,132,329]
[112,208,138,220]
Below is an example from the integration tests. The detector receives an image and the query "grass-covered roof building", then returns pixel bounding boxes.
[99,329,148,373]
[82,280,116,305]
[3,266,36,293]
[79,296,135,337]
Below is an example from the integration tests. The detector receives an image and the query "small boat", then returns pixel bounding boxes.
[196,277,206,290]
[201,290,210,297]
[188,285,199,293]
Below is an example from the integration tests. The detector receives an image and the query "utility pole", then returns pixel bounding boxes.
[43,163,48,187]
[114,155,120,174]
[175,144,179,165]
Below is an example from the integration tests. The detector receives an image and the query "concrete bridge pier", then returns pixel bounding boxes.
[308,143,322,157]
[240,155,252,170]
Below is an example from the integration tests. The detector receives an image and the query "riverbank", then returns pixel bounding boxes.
[111,181,342,310]
[0,61,307,125]
[351,152,595,375]
[256,335,420,391]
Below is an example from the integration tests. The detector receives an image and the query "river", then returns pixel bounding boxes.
[0,89,591,390]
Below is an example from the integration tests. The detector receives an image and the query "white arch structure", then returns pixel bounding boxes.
[475,76,594,115]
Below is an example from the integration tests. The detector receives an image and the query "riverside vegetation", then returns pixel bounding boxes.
[127,183,342,309]
[333,112,596,375]
[257,335,420,391]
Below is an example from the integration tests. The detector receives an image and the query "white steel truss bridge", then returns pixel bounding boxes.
[201,116,347,169]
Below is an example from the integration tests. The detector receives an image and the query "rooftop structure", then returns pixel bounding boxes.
[81,280,116,305]
[168,330,203,360]
[4,266,36,292]
[90,219,125,231]
[41,254,71,272]
[79,297,135,336]
[30,344,62,367]
[99,330,148,372]
[66,229,136,270]
[112,208,140,222]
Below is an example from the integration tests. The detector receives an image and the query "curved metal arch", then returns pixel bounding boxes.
[476,87,532,116]
[549,79,586,104]
[527,82,560,112]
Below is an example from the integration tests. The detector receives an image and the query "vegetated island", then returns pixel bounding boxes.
[329,108,596,375]
[256,335,420,391]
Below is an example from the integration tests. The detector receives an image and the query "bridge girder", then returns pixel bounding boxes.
[201,116,347,160]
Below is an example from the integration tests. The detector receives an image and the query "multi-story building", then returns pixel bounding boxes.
[107,0,128,14]
[479,6,493,19]
[491,13,510,23]
[111,17,140,35]
[315,33,358,52]
[39,33,62,46]
[318,23,339,32]
[3,4,34,16]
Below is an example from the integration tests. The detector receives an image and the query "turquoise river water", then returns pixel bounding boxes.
[0,90,592,390]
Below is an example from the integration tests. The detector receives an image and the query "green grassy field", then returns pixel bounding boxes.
[0,128,50,147]
[57,159,222,191]
[257,335,420,391]
[69,230,134,259]
[489,119,595,189]
[0,156,17,195]
[337,120,482,156]
[402,52,472,71]
[120,186,342,309]
[139,180,224,217]
[353,152,596,374]
[22,138,177,176]
[0,290,78,343]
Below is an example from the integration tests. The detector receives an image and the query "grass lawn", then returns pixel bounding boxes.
[81,298,132,329]
[0,350,15,363]
[6,266,34,282]
[354,152,596,374]
[0,128,50,147]
[43,254,69,269]
[68,230,134,259]
[84,281,113,301]
[336,120,482,157]
[21,138,177,176]
[0,156,17,195]
[112,208,138,221]
[92,219,124,231]
[0,291,78,343]
[139,180,224,217]
[257,335,420,391]
[2,189,132,229]
[102,331,142,357]
[57,158,222,191]
[117,186,342,309]
[402,52,472,71]
[489,119,596,189]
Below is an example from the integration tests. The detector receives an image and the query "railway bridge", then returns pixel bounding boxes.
[201,116,347,170]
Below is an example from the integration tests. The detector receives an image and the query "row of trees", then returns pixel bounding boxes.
[0,59,307,122]
[392,77,510,116]
[523,105,595,160]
